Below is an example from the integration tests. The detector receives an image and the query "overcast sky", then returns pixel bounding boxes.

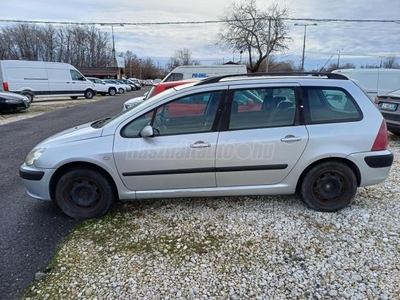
[2,0,400,70]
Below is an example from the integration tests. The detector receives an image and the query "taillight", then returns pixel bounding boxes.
[371,120,388,151]
[3,82,9,91]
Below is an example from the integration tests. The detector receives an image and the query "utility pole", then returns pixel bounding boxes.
[294,23,317,71]
[337,48,344,69]
[265,17,272,72]
[101,23,124,68]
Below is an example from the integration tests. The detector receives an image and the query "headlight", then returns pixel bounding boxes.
[25,148,46,166]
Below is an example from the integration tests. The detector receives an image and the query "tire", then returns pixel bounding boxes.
[84,89,95,99]
[55,168,115,219]
[22,91,34,103]
[70,96,78,100]
[299,161,357,212]
[118,88,125,94]
[109,88,116,96]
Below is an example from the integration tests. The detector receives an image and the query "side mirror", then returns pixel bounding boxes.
[140,125,154,138]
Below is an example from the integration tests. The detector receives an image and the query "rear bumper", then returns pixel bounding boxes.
[347,150,393,186]
[364,153,394,168]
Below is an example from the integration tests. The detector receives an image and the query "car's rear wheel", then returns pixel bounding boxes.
[109,88,116,96]
[299,161,357,212]
[118,88,125,94]
[55,168,115,219]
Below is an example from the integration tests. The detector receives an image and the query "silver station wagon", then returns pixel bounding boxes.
[20,73,394,219]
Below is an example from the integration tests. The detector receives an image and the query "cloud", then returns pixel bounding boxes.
[1,0,400,70]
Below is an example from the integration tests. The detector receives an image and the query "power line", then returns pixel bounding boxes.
[0,18,399,26]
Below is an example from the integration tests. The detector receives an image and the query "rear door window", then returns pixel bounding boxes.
[228,87,297,130]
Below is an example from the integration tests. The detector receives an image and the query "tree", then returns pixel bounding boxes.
[381,56,400,69]
[216,0,291,72]
[322,62,356,72]
[167,48,200,71]
[0,24,111,67]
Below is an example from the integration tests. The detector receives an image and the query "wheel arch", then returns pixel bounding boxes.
[49,161,118,201]
[295,157,361,193]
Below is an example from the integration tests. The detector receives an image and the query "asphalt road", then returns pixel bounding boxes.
[0,89,146,300]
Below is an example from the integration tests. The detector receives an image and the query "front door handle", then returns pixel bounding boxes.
[280,135,302,143]
[190,141,211,148]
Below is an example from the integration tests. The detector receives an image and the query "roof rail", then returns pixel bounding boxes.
[194,72,348,86]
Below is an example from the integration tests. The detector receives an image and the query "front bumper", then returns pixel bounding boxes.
[19,164,56,201]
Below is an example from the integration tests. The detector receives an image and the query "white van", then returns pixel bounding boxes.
[332,68,400,100]
[162,64,247,82]
[0,60,96,102]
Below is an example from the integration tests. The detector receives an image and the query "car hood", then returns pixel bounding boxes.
[125,96,145,105]
[0,91,28,101]
[38,121,104,147]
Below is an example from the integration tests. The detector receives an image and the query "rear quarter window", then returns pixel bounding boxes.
[302,87,362,124]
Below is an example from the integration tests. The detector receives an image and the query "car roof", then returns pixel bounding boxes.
[193,72,348,86]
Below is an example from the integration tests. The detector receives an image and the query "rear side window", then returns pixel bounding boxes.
[302,87,362,124]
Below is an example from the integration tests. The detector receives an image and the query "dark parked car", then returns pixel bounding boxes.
[375,90,400,135]
[0,91,31,112]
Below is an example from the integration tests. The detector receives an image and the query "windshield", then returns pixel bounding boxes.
[97,81,198,128]
[97,87,178,128]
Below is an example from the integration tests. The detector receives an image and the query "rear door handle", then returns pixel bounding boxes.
[280,135,302,143]
[190,141,211,148]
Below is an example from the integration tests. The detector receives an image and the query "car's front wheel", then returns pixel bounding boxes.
[299,161,357,212]
[84,89,95,99]
[55,168,115,219]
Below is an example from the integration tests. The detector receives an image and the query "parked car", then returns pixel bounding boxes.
[115,80,132,92]
[332,68,400,100]
[375,89,400,135]
[129,78,143,88]
[86,77,118,96]
[0,60,96,102]
[123,79,198,110]
[19,72,393,219]
[103,79,128,94]
[144,79,154,86]
[162,64,247,82]
[118,79,141,91]
[0,91,30,112]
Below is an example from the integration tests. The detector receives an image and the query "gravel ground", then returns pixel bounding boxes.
[21,134,400,299]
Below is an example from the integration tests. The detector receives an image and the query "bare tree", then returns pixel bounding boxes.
[0,24,111,67]
[322,62,356,72]
[382,56,400,69]
[216,0,291,72]
[167,48,200,71]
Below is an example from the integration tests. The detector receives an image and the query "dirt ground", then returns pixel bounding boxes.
[0,96,110,125]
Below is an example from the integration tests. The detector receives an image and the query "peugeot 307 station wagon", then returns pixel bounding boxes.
[19,73,394,219]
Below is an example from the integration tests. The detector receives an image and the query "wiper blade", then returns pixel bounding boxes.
[91,117,111,128]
